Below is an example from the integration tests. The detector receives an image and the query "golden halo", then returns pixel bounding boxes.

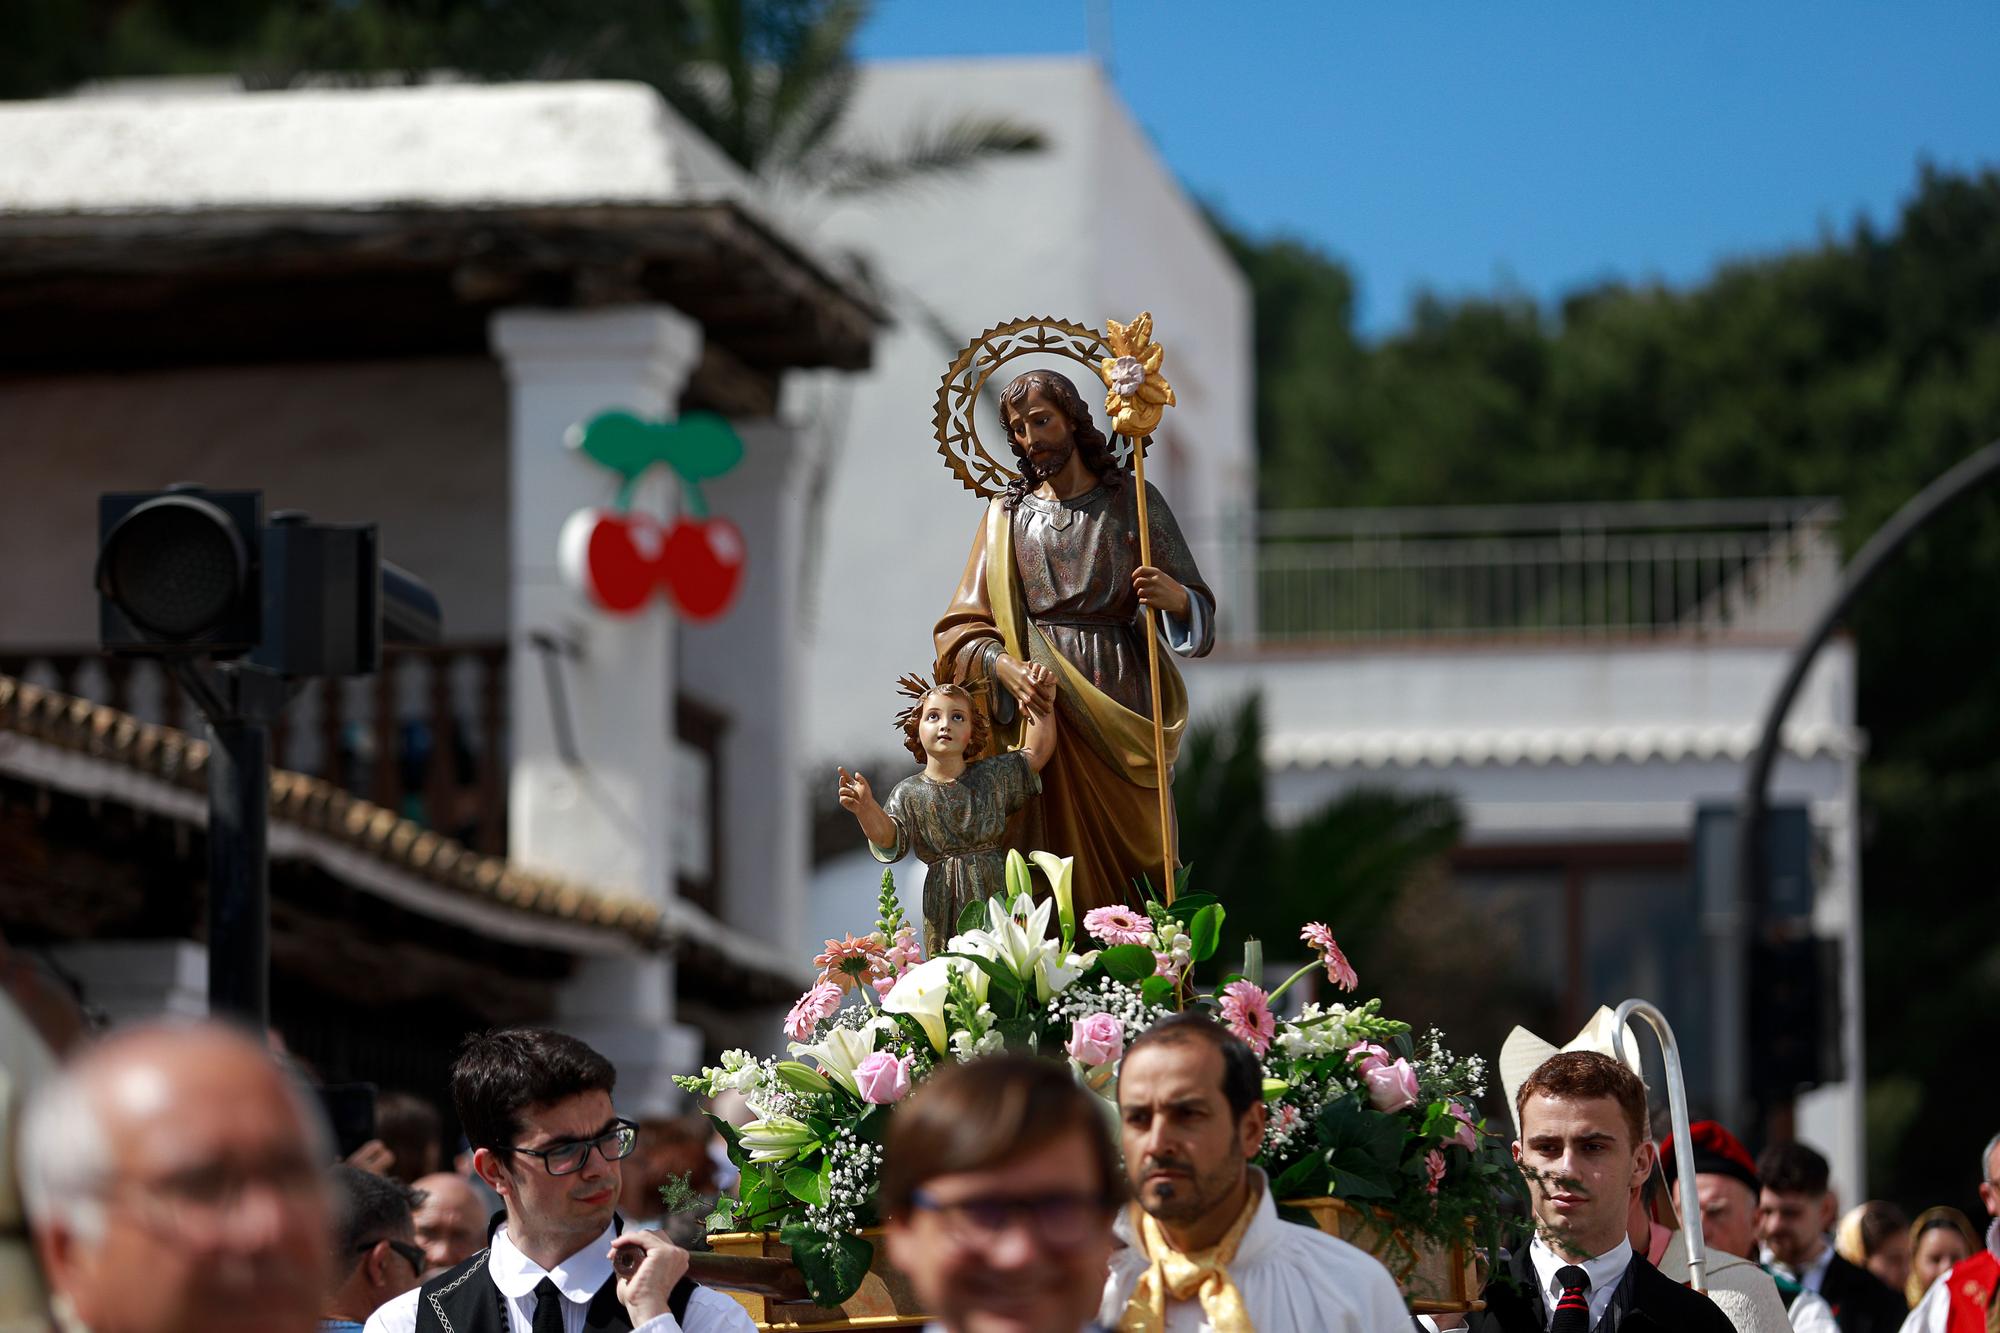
[932,315,1145,499]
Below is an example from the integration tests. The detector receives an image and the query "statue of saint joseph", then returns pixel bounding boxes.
[933,368,1214,915]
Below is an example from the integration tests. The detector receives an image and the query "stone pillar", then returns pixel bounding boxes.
[677,416,811,959]
[490,306,704,1110]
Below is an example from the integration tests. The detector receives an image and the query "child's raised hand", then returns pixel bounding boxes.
[837,766,876,813]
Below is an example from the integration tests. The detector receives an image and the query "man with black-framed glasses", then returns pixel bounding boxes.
[325,1165,424,1332]
[881,1053,1126,1333]
[365,1028,753,1333]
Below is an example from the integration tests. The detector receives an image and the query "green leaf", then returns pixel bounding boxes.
[1098,943,1157,984]
[956,898,990,936]
[780,1223,874,1308]
[1139,975,1176,1007]
[568,410,661,479]
[942,950,1023,999]
[1314,1094,1408,1203]
[1188,903,1224,963]
[706,1113,752,1175]
[657,411,745,480]
[1270,1153,1327,1199]
[784,1163,828,1206]
[703,1194,743,1233]
[1166,893,1219,924]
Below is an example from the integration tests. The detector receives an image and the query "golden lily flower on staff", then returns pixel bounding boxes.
[1095,311,1177,438]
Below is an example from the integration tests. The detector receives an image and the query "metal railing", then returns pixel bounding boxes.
[0,642,511,854]
[1206,498,1841,646]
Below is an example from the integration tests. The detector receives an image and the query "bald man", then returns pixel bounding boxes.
[17,1021,332,1333]
[409,1173,487,1277]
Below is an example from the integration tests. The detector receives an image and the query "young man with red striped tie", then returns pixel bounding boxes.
[1454,1051,1733,1333]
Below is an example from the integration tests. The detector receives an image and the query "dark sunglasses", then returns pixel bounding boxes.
[358,1237,427,1273]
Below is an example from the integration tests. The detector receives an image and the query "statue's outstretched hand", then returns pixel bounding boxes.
[837,766,875,813]
[839,767,897,849]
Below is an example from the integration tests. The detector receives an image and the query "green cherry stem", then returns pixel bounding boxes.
[614,466,648,513]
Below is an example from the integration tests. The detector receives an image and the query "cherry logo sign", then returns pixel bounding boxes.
[557,410,748,621]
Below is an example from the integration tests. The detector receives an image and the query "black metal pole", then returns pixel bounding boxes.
[206,714,270,1031]
[1738,438,2000,1132]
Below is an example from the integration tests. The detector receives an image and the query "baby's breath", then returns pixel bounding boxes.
[804,1125,886,1236]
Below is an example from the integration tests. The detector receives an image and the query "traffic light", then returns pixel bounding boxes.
[92,485,441,1031]
[97,486,262,655]
[97,488,440,671]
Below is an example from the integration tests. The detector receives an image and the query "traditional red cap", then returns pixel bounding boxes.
[1660,1120,1761,1196]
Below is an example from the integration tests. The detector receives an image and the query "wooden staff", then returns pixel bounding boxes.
[1130,433,1175,907]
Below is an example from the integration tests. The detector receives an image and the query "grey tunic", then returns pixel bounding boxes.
[1002,480,1215,718]
[869,751,1041,956]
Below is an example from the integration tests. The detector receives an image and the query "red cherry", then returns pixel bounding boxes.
[661,515,745,621]
[558,508,660,614]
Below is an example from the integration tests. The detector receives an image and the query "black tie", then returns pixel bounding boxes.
[1549,1264,1590,1333]
[531,1276,566,1333]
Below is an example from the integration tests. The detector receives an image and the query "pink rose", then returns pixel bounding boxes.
[1425,1148,1447,1196]
[1363,1057,1419,1113]
[853,1051,913,1105]
[1066,1013,1126,1067]
[1349,1041,1393,1075]
[1446,1101,1479,1151]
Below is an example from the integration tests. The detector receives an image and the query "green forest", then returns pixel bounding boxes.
[1222,165,2000,1210]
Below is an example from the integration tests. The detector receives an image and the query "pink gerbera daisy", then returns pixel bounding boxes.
[1300,922,1358,991]
[814,933,892,993]
[1084,905,1154,947]
[1217,980,1276,1055]
[784,981,843,1041]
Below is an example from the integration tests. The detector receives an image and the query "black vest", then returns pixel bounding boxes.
[413,1215,696,1333]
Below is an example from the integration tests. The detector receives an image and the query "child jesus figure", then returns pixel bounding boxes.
[837,673,1058,955]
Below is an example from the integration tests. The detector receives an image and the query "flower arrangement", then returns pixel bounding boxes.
[675,853,1522,1308]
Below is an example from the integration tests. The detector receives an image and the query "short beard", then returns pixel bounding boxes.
[1135,1154,1240,1228]
[1026,440,1075,481]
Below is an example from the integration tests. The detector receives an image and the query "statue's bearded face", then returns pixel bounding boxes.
[1004,385,1077,481]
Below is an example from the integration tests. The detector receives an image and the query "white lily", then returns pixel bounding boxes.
[1036,948,1098,1001]
[788,1024,877,1096]
[1028,851,1077,950]
[953,893,1056,981]
[737,1114,817,1164]
[883,955,987,1053]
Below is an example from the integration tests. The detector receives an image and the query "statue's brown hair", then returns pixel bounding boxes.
[896,678,989,765]
[997,369,1124,510]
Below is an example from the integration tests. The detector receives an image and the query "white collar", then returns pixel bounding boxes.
[1529,1232,1633,1325]
[1762,1236,1834,1290]
[488,1220,618,1304]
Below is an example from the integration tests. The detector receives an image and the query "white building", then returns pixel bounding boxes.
[0,79,877,1108]
[1184,499,1867,1194]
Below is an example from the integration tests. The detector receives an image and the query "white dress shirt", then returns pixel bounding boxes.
[1098,1170,1409,1332]
[362,1221,756,1333]
[1761,1238,1835,1295]
[1528,1233,1632,1330]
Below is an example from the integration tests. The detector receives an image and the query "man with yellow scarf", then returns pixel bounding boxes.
[1100,1014,1409,1331]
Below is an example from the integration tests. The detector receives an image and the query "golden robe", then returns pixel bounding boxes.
[934,479,1213,914]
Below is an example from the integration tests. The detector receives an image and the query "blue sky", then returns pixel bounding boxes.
[856,2,2000,337]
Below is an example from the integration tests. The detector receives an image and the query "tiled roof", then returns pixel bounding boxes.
[0,673,806,997]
